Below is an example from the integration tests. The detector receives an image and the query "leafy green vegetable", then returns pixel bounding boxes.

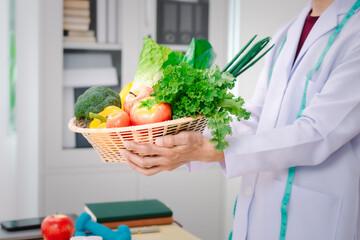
[162,51,184,69]
[183,38,217,70]
[223,35,274,77]
[182,39,195,67]
[131,37,172,90]
[74,86,121,121]
[129,36,272,151]
[152,62,250,151]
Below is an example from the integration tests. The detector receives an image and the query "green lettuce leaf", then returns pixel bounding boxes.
[162,51,184,69]
[131,37,172,90]
[183,38,216,70]
[183,38,196,67]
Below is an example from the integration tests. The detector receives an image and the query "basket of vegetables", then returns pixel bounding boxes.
[69,36,273,163]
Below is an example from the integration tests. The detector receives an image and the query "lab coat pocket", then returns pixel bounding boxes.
[272,180,342,240]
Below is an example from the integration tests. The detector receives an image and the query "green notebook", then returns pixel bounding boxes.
[84,199,173,223]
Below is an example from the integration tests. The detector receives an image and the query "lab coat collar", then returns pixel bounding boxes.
[294,2,338,67]
[292,0,358,69]
[285,3,312,73]
[335,0,359,15]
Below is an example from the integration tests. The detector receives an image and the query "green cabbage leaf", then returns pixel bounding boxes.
[131,37,172,91]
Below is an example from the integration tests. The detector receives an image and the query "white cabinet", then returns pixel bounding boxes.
[138,167,225,240]
[37,0,229,239]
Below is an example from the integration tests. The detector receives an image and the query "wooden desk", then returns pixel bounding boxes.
[132,224,200,240]
[0,224,200,240]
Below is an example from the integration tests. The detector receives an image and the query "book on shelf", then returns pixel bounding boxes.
[63,23,89,31]
[64,0,90,10]
[64,30,95,37]
[102,216,173,229]
[84,199,173,228]
[64,8,90,17]
[63,36,95,43]
[64,16,91,24]
[63,0,91,35]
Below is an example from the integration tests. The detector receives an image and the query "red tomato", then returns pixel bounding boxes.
[106,110,131,128]
[130,98,171,126]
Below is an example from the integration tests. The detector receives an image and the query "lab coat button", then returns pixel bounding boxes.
[245,187,252,196]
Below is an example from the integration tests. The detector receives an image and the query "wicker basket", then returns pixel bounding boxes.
[68,116,207,163]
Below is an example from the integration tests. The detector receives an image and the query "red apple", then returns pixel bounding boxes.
[41,214,75,240]
[123,86,153,115]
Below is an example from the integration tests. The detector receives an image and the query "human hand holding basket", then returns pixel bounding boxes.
[68,116,207,163]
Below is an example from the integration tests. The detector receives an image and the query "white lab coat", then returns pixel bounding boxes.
[188,0,360,239]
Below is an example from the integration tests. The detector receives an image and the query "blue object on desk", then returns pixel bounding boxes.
[75,212,131,240]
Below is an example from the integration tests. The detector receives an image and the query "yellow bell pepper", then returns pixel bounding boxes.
[100,106,121,117]
[89,118,106,129]
[119,82,133,110]
[89,106,121,129]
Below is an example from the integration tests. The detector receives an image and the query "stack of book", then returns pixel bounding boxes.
[63,0,96,43]
[63,0,120,44]
[84,199,174,229]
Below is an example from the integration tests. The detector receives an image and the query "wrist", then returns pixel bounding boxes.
[200,137,225,163]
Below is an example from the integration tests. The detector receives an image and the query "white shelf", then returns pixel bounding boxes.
[63,42,122,51]
[162,44,188,52]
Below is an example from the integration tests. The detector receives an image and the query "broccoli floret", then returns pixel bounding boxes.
[74,86,121,120]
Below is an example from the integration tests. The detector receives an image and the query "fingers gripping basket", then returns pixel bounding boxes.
[68,116,207,163]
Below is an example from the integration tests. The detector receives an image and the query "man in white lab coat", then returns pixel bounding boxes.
[121,0,360,239]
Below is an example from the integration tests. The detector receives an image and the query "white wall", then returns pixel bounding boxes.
[221,0,308,238]
[15,0,41,218]
[0,0,17,222]
[237,0,309,100]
